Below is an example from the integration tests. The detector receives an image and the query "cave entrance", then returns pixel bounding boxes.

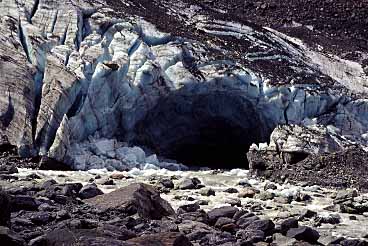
[134,89,268,169]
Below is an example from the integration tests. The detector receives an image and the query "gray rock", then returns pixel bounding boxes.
[85,183,175,219]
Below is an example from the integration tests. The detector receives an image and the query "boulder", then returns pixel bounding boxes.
[85,183,175,219]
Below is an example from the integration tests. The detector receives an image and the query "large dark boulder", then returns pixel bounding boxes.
[85,183,175,219]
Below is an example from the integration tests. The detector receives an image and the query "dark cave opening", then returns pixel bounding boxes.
[134,88,269,170]
[164,117,255,169]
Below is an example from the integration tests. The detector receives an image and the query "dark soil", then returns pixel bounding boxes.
[250,147,368,192]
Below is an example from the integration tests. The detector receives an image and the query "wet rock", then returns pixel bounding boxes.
[0,191,11,226]
[78,183,104,199]
[286,226,320,243]
[208,206,239,224]
[0,226,25,246]
[127,232,192,246]
[86,183,175,219]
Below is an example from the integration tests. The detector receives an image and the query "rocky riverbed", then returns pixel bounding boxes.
[1,156,368,245]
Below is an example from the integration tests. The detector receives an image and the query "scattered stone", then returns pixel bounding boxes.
[86,183,175,219]
[78,183,103,199]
